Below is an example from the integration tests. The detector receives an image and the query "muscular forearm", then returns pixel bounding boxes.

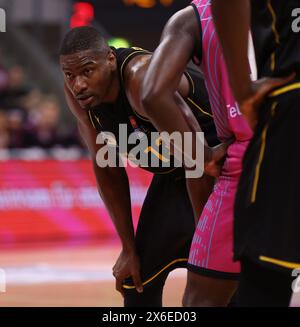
[93,163,135,251]
[212,0,252,103]
[143,90,200,134]
[143,92,213,166]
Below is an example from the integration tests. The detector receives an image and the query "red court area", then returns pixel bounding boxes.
[0,160,152,244]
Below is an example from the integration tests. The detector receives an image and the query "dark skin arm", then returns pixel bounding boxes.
[140,7,228,177]
[123,41,214,220]
[64,85,143,295]
[211,0,295,130]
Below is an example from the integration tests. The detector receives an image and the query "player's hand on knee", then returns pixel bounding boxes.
[112,249,143,296]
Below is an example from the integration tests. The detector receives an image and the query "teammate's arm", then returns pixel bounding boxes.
[64,86,143,295]
[124,44,216,221]
[140,7,227,174]
[212,0,251,104]
[211,0,295,129]
[140,8,206,156]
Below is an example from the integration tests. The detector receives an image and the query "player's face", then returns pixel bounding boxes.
[60,49,116,110]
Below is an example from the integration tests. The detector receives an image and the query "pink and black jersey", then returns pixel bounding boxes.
[191,0,252,179]
[191,0,252,143]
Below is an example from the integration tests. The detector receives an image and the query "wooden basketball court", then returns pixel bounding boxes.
[0,241,299,307]
[0,241,186,307]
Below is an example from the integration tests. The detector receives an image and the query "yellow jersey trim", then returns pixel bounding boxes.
[123,258,188,289]
[267,0,280,71]
[120,49,150,84]
[184,71,195,95]
[251,102,277,203]
[260,256,300,269]
[269,82,300,97]
[88,110,96,129]
[187,97,213,118]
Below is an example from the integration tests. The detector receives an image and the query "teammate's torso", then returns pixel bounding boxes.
[191,0,252,144]
[251,0,300,78]
[87,47,218,174]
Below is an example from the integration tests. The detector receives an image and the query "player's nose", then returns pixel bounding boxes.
[73,76,88,96]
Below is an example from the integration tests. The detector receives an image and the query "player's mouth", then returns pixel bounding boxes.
[77,94,95,108]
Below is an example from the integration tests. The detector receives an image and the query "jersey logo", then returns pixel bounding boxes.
[227,103,242,118]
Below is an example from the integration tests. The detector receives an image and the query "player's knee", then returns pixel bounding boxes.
[182,289,190,307]
[182,285,202,307]
[183,289,227,307]
[183,271,236,307]
[183,288,214,307]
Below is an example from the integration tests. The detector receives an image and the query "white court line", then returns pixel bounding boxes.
[2,264,186,285]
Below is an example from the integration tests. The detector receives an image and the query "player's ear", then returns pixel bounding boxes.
[107,49,117,71]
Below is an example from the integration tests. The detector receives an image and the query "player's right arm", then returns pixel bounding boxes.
[64,85,143,295]
[211,0,295,130]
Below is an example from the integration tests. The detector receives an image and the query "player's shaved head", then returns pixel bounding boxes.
[59,26,119,110]
[60,26,109,56]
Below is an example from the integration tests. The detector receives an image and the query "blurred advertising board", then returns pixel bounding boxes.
[0,159,152,245]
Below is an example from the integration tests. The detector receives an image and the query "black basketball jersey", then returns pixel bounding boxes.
[251,0,300,78]
[87,47,218,174]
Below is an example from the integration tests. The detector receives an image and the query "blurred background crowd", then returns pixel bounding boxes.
[0,0,190,157]
[0,60,83,150]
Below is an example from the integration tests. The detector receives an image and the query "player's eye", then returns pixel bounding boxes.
[65,72,73,80]
[84,68,93,76]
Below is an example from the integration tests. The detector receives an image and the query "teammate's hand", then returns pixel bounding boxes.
[239,73,296,130]
[112,249,143,297]
[204,141,232,177]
